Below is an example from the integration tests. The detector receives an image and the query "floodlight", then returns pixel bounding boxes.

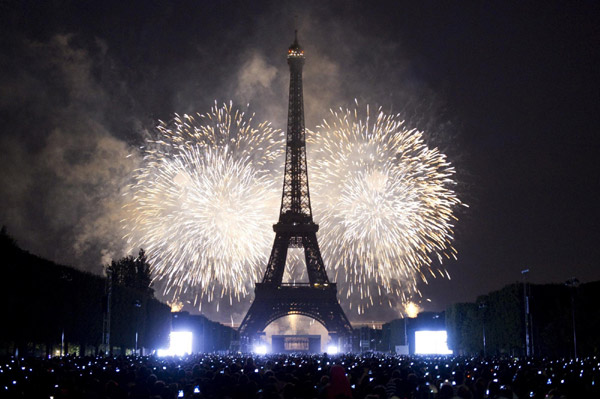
[414,330,453,355]
[156,349,171,357]
[170,331,193,356]
[253,345,267,355]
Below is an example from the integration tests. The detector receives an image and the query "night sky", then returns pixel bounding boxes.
[1,1,599,322]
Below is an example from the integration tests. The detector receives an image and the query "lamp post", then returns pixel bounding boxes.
[404,313,408,351]
[134,299,142,356]
[102,266,112,356]
[479,302,487,358]
[565,277,579,359]
[521,269,531,356]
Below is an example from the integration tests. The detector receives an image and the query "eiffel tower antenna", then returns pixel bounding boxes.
[239,32,352,352]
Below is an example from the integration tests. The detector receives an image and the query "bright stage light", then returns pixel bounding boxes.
[326,345,339,355]
[253,345,267,355]
[414,330,453,355]
[156,349,171,357]
[170,331,193,356]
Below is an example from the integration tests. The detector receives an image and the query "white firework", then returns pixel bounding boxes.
[309,104,463,313]
[123,102,283,305]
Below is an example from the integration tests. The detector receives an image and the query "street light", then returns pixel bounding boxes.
[404,314,408,353]
[402,301,419,355]
[565,277,579,359]
[521,269,531,357]
[479,302,487,358]
[134,299,142,356]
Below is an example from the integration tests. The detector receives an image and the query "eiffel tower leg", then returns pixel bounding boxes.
[303,233,329,284]
[262,233,290,284]
[238,298,269,349]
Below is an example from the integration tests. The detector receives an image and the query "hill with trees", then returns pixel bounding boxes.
[0,227,170,356]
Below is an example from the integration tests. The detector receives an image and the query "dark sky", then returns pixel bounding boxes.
[1,1,599,322]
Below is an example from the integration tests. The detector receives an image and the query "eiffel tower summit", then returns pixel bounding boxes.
[239,31,353,352]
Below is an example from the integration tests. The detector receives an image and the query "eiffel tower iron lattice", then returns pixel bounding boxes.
[238,32,352,348]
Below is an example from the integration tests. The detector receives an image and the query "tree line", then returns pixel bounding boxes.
[0,227,171,356]
[446,280,600,357]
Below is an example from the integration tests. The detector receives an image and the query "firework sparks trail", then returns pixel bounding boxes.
[123,102,283,306]
[308,103,464,314]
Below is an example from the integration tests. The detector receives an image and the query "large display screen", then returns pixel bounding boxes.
[284,336,309,351]
[169,331,193,356]
[414,330,453,355]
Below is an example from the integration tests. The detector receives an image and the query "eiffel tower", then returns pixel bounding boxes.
[239,32,352,350]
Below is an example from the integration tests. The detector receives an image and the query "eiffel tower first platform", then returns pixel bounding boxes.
[238,32,352,351]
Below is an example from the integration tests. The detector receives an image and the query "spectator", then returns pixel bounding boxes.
[327,365,352,399]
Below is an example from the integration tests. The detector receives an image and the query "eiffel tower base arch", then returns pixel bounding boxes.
[239,283,353,352]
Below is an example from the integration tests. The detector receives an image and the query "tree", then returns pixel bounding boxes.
[446,302,481,355]
[107,249,154,296]
[135,249,153,296]
[0,225,17,248]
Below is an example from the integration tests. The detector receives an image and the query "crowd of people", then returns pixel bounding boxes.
[1,353,598,399]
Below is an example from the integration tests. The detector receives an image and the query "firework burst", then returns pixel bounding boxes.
[123,101,462,314]
[123,102,283,306]
[309,103,463,314]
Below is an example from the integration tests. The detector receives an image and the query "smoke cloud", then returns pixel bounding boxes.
[0,33,143,273]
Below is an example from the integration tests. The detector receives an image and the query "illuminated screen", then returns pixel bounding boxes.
[284,337,309,351]
[170,331,193,356]
[414,330,453,355]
